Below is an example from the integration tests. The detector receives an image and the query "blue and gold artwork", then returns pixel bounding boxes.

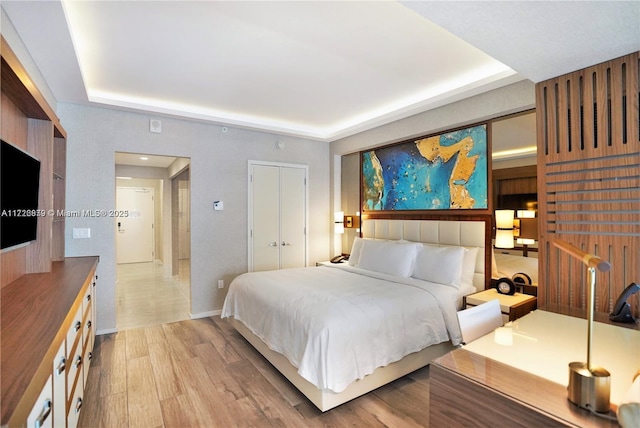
[362,124,487,210]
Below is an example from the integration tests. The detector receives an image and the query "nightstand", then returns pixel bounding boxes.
[463,289,537,322]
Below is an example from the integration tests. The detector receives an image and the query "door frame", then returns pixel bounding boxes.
[247,160,309,271]
[171,167,191,277]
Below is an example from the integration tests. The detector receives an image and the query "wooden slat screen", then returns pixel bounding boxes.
[536,52,640,318]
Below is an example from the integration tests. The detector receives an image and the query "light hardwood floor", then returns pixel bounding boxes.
[78,316,432,428]
[116,261,190,330]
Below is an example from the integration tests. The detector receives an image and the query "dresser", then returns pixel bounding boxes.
[1,256,99,427]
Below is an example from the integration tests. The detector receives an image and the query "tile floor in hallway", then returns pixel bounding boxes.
[116,260,190,330]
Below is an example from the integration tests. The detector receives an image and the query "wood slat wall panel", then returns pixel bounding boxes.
[537,52,640,319]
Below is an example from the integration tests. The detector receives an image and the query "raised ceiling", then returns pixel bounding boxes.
[2,1,638,144]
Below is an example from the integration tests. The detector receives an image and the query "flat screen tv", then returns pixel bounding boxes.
[1,139,41,250]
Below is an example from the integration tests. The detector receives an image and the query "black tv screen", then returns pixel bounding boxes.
[1,140,41,250]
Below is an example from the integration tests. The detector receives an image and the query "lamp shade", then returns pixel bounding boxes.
[516,237,536,245]
[495,230,515,249]
[495,209,515,229]
[334,211,344,234]
[517,209,536,219]
[495,209,514,249]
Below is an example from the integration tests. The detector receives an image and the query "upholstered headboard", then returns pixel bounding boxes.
[361,218,489,291]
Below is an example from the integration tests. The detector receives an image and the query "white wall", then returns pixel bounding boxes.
[331,80,536,156]
[59,103,330,334]
[0,7,58,112]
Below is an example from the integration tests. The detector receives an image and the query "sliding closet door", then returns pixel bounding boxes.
[249,162,307,272]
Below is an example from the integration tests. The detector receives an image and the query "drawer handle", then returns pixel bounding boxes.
[86,294,91,302]
[87,320,92,329]
[74,355,82,369]
[74,321,82,332]
[75,397,83,414]
[35,399,51,428]
[55,356,66,375]
[88,351,93,362]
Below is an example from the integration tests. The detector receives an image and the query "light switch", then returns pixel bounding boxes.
[72,228,91,239]
[213,201,224,211]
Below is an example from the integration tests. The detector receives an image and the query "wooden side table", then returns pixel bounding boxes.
[463,288,537,322]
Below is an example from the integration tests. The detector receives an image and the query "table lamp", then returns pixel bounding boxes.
[553,239,611,413]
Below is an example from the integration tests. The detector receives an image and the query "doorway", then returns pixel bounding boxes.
[115,152,191,330]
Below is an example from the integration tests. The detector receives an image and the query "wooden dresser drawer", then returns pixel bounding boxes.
[26,375,52,428]
[52,340,67,427]
[66,305,84,355]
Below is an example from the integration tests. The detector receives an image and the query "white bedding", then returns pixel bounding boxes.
[221,263,464,393]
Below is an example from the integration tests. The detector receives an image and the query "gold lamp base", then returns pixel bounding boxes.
[567,362,611,413]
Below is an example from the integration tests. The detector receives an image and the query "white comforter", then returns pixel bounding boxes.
[221,264,463,393]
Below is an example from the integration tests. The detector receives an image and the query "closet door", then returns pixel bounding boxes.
[251,165,280,271]
[249,163,307,271]
[280,167,306,269]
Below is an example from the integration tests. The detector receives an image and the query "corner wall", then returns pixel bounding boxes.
[59,103,330,333]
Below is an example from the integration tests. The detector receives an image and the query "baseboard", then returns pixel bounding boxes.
[97,327,118,335]
[191,309,221,319]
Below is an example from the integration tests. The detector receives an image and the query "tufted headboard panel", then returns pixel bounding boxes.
[361,218,489,291]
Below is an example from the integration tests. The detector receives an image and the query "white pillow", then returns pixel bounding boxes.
[357,239,419,277]
[348,236,364,267]
[458,247,479,288]
[411,244,465,287]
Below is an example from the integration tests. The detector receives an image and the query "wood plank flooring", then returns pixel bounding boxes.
[78,316,432,427]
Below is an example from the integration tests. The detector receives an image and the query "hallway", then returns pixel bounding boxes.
[116,261,190,330]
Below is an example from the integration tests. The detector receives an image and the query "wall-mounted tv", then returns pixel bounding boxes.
[1,139,41,250]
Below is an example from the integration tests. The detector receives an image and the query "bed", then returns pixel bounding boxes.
[221,218,489,411]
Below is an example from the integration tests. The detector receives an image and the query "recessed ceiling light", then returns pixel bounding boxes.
[140,156,149,161]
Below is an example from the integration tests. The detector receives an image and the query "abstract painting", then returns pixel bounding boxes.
[362,124,488,211]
